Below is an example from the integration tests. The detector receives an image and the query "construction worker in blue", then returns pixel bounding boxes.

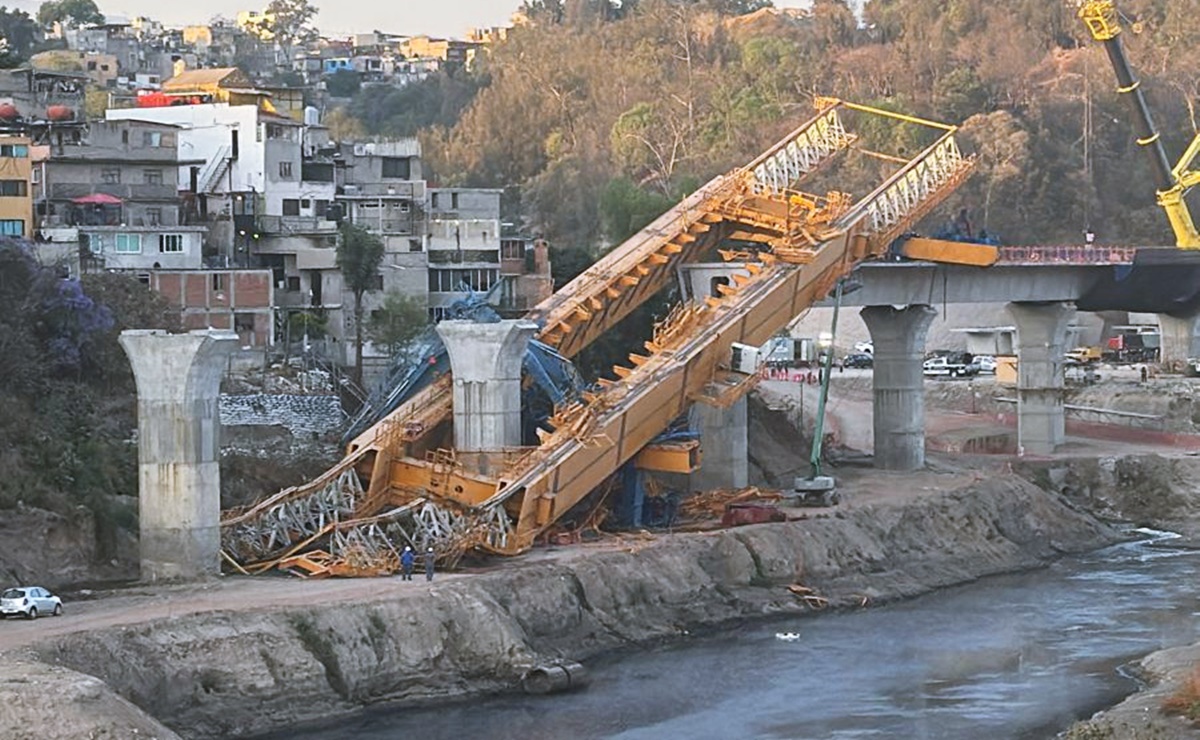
[400,546,415,580]
[425,548,436,581]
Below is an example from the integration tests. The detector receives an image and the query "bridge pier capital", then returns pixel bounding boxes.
[437,320,539,453]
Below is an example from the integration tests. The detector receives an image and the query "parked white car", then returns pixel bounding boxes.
[0,586,62,619]
[923,355,978,378]
[972,355,997,374]
[854,341,874,355]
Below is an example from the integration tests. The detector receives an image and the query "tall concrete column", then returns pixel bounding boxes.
[860,305,937,470]
[120,329,238,581]
[691,397,748,490]
[1157,313,1199,368]
[437,320,539,451]
[1009,302,1074,456]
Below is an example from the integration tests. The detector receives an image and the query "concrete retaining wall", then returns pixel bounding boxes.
[219,394,345,437]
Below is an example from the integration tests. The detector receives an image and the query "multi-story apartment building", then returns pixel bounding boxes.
[32,119,207,272]
[106,100,341,339]
[0,135,33,238]
[424,187,502,321]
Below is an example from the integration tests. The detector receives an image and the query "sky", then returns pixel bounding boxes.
[7,0,818,39]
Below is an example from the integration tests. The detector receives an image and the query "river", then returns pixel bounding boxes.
[266,530,1200,739]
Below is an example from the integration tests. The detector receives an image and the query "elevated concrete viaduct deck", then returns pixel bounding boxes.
[681,247,1200,466]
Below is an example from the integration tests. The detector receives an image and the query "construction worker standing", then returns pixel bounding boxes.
[425,548,436,581]
[400,546,415,581]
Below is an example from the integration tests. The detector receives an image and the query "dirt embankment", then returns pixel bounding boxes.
[7,473,1120,739]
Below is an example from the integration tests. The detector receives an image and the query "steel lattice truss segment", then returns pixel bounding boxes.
[222,464,365,567]
[861,137,969,238]
[220,99,978,576]
[746,103,856,196]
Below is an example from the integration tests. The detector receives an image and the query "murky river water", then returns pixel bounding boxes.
[270,530,1200,740]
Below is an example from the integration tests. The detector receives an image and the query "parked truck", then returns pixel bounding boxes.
[1065,346,1102,365]
[1103,327,1160,363]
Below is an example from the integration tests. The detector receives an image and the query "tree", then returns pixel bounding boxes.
[366,291,428,359]
[0,8,42,64]
[325,69,360,98]
[323,107,365,141]
[259,0,318,67]
[36,0,103,30]
[336,222,384,383]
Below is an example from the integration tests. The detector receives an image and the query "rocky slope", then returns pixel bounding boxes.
[0,659,180,740]
[11,473,1119,739]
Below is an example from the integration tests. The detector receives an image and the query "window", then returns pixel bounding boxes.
[501,240,525,260]
[0,180,26,196]
[266,123,287,139]
[30,168,39,184]
[114,233,141,253]
[399,201,410,213]
[427,268,497,293]
[158,234,183,253]
[370,274,383,290]
[0,219,23,236]
[313,200,328,218]
[83,233,104,253]
[278,161,293,178]
[451,192,459,210]
[409,238,423,253]
[234,312,255,333]
[143,131,162,147]
[143,169,163,185]
[281,198,300,216]
[0,144,27,157]
[381,156,410,179]
[431,192,439,209]
[285,276,301,292]
[144,207,161,226]
[211,273,225,292]
[299,198,311,209]
[121,129,128,145]
[100,168,120,184]
[87,61,96,71]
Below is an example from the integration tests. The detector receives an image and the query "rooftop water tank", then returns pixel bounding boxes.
[46,105,74,122]
[304,105,320,126]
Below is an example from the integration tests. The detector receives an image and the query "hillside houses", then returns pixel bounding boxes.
[0,9,543,372]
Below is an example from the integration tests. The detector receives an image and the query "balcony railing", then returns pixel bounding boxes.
[48,182,179,201]
[257,215,339,235]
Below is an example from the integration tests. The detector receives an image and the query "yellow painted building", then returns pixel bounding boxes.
[182,25,214,47]
[237,9,275,40]
[0,136,33,238]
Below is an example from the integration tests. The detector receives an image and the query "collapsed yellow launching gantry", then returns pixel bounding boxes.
[219,98,977,577]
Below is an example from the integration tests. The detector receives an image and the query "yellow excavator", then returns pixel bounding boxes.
[1078,0,1200,248]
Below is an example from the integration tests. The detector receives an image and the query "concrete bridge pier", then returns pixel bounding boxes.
[861,304,937,470]
[691,397,749,490]
[1157,313,1200,368]
[1009,302,1074,456]
[437,319,539,451]
[120,329,238,582]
